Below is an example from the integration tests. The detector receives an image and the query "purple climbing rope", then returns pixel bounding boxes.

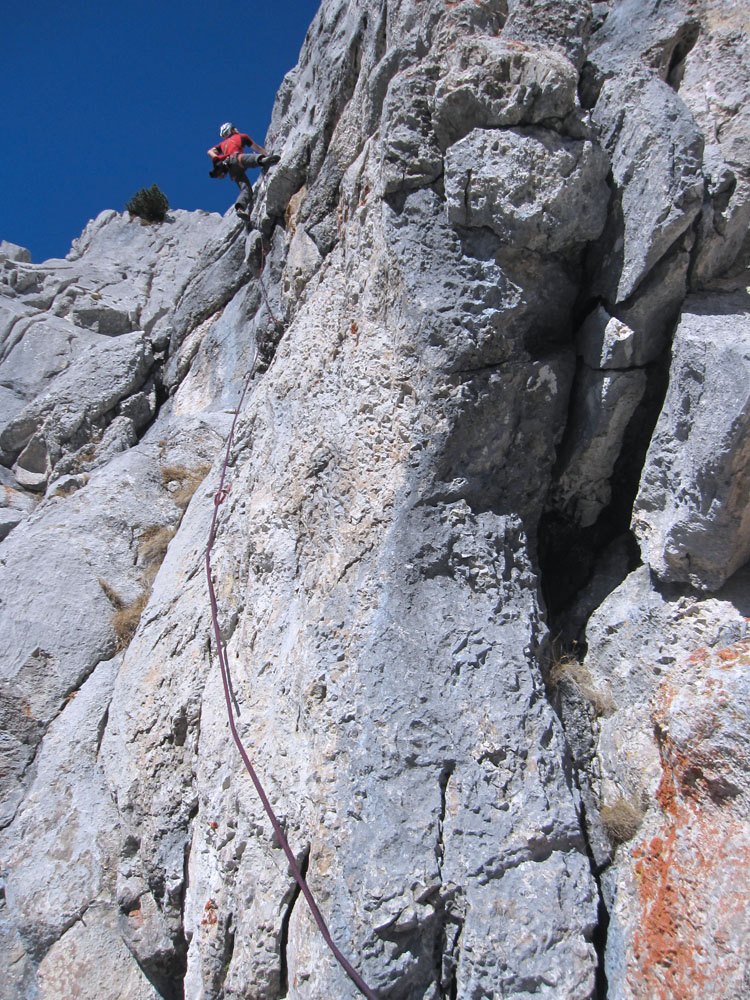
[204,223,378,999]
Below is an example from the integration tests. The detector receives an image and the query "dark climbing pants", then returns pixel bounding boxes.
[226,154,263,212]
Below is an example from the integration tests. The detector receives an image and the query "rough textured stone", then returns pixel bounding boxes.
[0,465,37,540]
[679,6,750,287]
[432,36,580,149]
[0,315,108,428]
[37,903,161,1000]
[503,0,592,70]
[100,172,596,997]
[550,366,647,528]
[634,291,750,590]
[578,566,750,999]
[445,127,610,252]
[590,73,704,303]
[586,0,700,88]
[1,658,120,958]
[611,235,691,363]
[611,641,750,1000]
[586,0,750,288]
[0,241,32,263]
[3,330,153,487]
[378,61,444,194]
[2,0,750,997]
[0,417,222,838]
[576,306,638,369]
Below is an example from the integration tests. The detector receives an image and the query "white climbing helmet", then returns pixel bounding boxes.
[219,122,235,138]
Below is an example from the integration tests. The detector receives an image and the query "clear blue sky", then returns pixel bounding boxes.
[1,1,321,263]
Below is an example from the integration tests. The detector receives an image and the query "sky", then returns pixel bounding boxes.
[0,0,321,263]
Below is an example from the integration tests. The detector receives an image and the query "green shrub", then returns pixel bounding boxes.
[126,184,169,222]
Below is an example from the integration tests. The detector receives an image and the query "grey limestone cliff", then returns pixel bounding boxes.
[1,1,750,998]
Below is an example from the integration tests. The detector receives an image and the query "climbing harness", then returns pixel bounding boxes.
[204,220,378,999]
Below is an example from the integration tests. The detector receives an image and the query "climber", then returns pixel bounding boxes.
[207,123,280,220]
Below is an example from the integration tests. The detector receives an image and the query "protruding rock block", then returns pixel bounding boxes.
[577,306,638,370]
[604,639,750,1000]
[0,240,31,263]
[503,0,593,70]
[550,366,648,528]
[433,36,580,148]
[590,74,704,303]
[0,330,153,478]
[445,127,610,252]
[634,291,750,590]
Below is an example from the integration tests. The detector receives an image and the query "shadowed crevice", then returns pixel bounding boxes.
[279,847,310,996]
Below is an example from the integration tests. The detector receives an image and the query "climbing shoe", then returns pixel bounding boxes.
[259,154,280,168]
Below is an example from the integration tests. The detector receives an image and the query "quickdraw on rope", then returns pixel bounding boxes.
[204,206,378,1000]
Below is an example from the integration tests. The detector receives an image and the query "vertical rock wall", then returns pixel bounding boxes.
[1,1,749,998]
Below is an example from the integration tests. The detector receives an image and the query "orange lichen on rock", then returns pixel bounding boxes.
[625,640,750,1000]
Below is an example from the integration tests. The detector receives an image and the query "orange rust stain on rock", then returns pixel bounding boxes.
[201,897,219,928]
[630,792,750,998]
[718,647,738,663]
[628,642,750,999]
[631,823,704,999]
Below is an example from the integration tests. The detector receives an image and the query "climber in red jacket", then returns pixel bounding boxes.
[207,123,280,219]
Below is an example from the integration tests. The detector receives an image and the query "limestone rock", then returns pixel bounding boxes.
[432,36,580,149]
[503,0,593,70]
[611,641,750,1000]
[1,658,120,958]
[378,61,444,195]
[550,366,647,528]
[0,241,31,263]
[633,290,750,590]
[610,235,691,362]
[576,306,638,369]
[0,414,222,836]
[0,314,108,430]
[445,127,610,252]
[2,330,154,487]
[580,569,750,999]
[590,72,704,303]
[0,466,37,540]
[281,224,324,307]
[678,5,750,286]
[586,0,750,288]
[585,0,700,89]
[2,0,750,997]
[37,903,160,1000]
[101,171,597,997]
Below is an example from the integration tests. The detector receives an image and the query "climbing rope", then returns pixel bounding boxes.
[204,219,378,999]
[257,233,283,332]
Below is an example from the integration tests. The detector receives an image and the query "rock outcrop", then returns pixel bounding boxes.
[1,1,749,998]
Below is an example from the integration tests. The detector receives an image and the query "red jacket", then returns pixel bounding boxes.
[213,133,252,161]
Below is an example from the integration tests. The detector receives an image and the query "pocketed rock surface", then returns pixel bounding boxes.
[1,1,749,998]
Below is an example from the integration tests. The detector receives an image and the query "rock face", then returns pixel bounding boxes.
[1,1,749,999]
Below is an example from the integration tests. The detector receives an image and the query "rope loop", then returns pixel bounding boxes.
[214,486,231,507]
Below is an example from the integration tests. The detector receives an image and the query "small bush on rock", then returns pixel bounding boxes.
[544,641,617,718]
[98,463,211,651]
[600,796,645,845]
[161,463,211,510]
[111,591,150,650]
[126,184,169,222]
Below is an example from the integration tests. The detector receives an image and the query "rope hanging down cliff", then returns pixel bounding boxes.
[204,234,378,1000]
